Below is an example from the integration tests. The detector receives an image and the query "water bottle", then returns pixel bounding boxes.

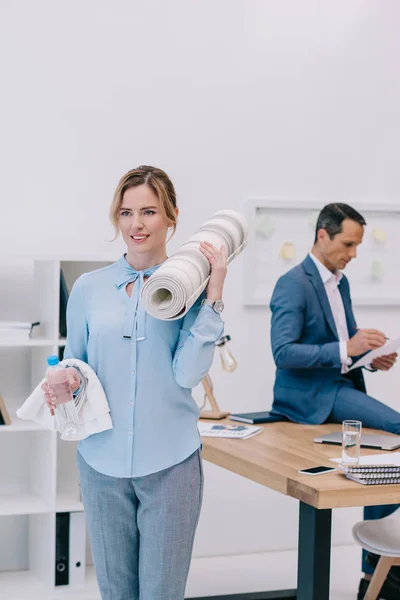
[46,355,79,438]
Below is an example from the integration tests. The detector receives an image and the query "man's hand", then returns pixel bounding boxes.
[371,353,398,371]
[347,329,386,357]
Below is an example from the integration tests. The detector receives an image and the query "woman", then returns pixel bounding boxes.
[44,165,227,600]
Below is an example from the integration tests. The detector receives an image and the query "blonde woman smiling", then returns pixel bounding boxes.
[45,166,227,600]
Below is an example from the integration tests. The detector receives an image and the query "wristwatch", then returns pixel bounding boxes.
[202,298,224,313]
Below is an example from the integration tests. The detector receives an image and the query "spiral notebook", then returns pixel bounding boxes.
[337,464,400,474]
[346,474,400,485]
[337,463,400,485]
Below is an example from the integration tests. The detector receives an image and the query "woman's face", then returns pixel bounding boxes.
[118,184,172,256]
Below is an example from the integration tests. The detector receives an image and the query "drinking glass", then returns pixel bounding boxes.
[342,420,362,465]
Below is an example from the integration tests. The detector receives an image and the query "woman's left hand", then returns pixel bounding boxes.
[199,242,227,300]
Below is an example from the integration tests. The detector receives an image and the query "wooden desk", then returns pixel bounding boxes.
[194,421,400,600]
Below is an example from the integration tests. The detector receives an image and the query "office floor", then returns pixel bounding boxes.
[1,545,363,599]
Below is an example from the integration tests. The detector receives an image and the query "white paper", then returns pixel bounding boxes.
[348,337,400,371]
[330,452,400,466]
[197,422,263,439]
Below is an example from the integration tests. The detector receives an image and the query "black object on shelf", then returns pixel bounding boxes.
[59,269,69,339]
[55,512,70,586]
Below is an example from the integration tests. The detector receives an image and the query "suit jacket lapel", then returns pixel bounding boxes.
[302,256,339,340]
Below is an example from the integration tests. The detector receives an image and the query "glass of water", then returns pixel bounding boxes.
[342,420,362,465]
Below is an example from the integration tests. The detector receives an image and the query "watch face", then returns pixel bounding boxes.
[213,299,224,313]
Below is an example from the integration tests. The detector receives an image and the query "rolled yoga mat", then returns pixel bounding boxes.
[141,209,248,321]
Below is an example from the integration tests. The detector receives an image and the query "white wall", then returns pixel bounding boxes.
[1,0,400,592]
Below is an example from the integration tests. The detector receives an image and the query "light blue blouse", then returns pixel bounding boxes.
[63,255,224,478]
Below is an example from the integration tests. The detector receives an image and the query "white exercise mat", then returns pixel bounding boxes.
[141,209,248,320]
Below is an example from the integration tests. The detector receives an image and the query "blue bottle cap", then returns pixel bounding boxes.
[47,355,60,366]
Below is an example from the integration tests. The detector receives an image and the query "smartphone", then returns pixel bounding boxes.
[298,465,336,476]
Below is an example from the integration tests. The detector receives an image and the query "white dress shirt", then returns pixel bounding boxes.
[309,252,351,373]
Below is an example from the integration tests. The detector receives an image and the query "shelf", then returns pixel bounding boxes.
[0,494,51,516]
[0,418,43,433]
[56,493,84,513]
[0,337,55,348]
[0,257,116,586]
[0,566,98,597]
[0,570,45,597]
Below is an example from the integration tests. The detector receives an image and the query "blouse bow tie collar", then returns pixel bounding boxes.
[115,257,161,341]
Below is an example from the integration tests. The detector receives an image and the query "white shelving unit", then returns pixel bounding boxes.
[0,256,115,594]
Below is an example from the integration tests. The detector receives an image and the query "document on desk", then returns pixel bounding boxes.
[330,452,400,466]
[348,337,400,371]
[197,422,263,439]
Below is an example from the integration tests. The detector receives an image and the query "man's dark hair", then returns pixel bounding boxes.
[314,203,366,243]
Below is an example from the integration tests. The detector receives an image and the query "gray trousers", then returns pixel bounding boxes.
[77,449,203,600]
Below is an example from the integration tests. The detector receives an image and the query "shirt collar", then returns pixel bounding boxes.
[308,252,343,286]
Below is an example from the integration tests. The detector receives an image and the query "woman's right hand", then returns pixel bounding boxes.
[41,367,81,416]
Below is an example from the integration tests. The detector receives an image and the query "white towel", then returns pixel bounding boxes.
[141,209,248,320]
[16,358,113,441]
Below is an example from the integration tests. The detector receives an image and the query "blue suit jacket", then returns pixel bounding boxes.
[270,255,366,424]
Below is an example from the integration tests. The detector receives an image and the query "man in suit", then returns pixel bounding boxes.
[270,203,399,599]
